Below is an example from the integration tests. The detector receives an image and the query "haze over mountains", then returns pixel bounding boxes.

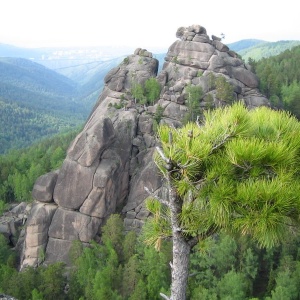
[0,38,299,153]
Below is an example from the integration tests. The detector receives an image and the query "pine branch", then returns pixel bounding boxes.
[210,133,231,153]
[156,146,170,164]
[144,186,170,206]
[196,115,201,127]
[160,293,170,300]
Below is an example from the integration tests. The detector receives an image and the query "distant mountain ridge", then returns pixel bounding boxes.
[0,57,86,153]
[227,39,267,52]
[1,38,299,153]
[228,39,300,61]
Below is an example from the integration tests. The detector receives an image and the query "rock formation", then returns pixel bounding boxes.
[19,25,270,269]
[0,202,31,246]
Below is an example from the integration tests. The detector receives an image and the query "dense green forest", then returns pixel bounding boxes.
[0,57,88,153]
[0,128,80,209]
[250,45,300,119]
[1,214,300,299]
[236,40,300,62]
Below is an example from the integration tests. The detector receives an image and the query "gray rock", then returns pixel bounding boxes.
[48,208,101,242]
[230,67,259,88]
[53,159,96,210]
[68,117,116,167]
[32,171,58,203]
[21,202,57,269]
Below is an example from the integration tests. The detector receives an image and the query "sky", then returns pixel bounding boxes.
[0,0,299,52]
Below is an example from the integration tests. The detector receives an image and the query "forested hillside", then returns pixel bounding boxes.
[0,57,87,153]
[237,40,300,62]
[0,128,80,207]
[1,213,300,299]
[251,45,300,118]
[227,39,266,52]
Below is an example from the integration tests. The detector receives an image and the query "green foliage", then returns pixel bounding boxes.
[238,40,300,62]
[217,270,248,300]
[131,81,146,104]
[215,76,234,103]
[1,213,300,298]
[184,84,204,122]
[67,214,171,300]
[123,56,130,65]
[254,45,300,118]
[153,104,164,132]
[197,70,203,77]
[152,102,300,249]
[0,234,11,264]
[0,128,78,203]
[38,262,66,300]
[144,78,161,105]
[101,214,125,259]
[208,72,216,91]
[0,57,87,153]
[0,200,7,215]
[121,255,141,298]
[130,77,161,105]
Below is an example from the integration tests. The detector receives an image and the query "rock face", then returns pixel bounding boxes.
[19,25,270,269]
[0,202,31,245]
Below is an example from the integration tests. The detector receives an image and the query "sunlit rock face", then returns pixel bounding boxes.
[20,25,269,269]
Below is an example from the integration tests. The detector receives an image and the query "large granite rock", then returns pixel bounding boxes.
[19,25,270,269]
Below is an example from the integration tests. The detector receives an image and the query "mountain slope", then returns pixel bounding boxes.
[235,40,300,61]
[0,58,87,153]
[57,54,165,109]
[227,39,267,52]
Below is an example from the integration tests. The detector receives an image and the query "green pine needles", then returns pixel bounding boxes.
[145,102,300,249]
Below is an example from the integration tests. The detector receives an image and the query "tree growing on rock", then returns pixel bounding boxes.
[215,76,234,103]
[184,84,204,123]
[130,77,161,105]
[144,102,300,300]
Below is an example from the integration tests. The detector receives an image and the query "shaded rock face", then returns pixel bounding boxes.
[20,25,270,269]
[0,202,31,252]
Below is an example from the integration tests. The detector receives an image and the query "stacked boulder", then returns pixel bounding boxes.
[20,25,269,269]
[20,50,159,269]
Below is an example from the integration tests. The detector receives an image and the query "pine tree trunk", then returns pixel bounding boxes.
[168,179,191,300]
[170,230,191,300]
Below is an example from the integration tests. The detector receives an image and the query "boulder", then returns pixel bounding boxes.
[32,171,58,203]
[48,208,101,242]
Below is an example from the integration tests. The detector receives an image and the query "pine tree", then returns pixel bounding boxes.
[144,102,300,300]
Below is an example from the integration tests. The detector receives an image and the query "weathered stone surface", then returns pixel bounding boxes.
[44,238,73,266]
[167,40,215,66]
[53,159,96,209]
[123,150,161,212]
[21,202,57,269]
[32,171,58,203]
[213,40,229,52]
[163,102,188,120]
[80,156,121,218]
[48,208,101,242]
[138,114,153,134]
[68,117,115,167]
[230,67,259,88]
[242,93,270,108]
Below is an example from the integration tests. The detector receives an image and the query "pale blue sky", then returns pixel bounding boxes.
[0,0,299,50]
